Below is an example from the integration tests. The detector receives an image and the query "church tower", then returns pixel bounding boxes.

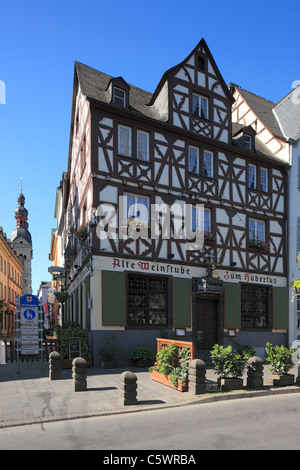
[11,186,33,295]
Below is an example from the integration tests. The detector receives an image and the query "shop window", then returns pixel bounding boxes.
[127,274,168,327]
[241,284,269,329]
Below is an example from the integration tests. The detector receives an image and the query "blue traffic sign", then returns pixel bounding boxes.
[23,309,36,321]
[20,294,39,308]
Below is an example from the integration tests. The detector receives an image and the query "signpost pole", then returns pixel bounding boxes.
[39,299,44,370]
[15,295,20,373]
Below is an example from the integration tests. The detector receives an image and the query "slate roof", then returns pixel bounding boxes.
[232,123,284,164]
[74,63,285,164]
[230,83,285,140]
[273,85,300,141]
[75,62,158,120]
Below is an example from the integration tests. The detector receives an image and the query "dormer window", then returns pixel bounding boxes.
[243,134,252,150]
[113,87,126,107]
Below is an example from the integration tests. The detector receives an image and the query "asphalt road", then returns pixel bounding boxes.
[1,393,300,452]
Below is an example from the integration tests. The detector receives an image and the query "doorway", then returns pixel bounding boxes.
[196,297,217,350]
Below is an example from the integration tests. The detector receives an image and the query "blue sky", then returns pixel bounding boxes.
[0,0,299,293]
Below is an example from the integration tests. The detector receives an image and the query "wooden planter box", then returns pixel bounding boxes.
[271,373,295,387]
[218,377,243,391]
[62,357,92,369]
[150,370,188,392]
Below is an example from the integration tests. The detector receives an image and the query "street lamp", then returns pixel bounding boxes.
[64,242,74,268]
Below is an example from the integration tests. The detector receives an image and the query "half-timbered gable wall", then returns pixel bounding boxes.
[231,86,289,163]
[149,40,233,144]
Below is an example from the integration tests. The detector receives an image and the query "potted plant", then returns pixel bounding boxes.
[210,344,247,391]
[99,335,119,368]
[249,238,270,253]
[265,342,295,386]
[129,346,155,367]
[58,323,91,368]
[76,224,87,240]
[237,345,256,360]
[149,342,191,391]
[55,290,70,303]
[290,280,300,301]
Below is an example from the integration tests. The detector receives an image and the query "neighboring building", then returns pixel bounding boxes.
[49,172,69,327]
[0,227,24,337]
[272,84,300,345]
[11,188,33,295]
[56,39,289,364]
[37,281,52,330]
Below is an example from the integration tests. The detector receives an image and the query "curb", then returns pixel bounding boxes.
[1,384,300,430]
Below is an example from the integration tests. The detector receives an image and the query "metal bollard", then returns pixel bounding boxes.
[247,356,264,389]
[119,371,138,406]
[49,351,62,380]
[188,359,206,395]
[72,357,87,392]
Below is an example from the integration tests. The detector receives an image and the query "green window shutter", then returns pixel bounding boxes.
[273,287,288,329]
[173,278,192,327]
[102,271,126,326]
[224,282,241,329]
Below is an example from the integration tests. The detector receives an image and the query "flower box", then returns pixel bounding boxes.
[270,373,295,387]
[150,370,188,392]
[218,377,243,391]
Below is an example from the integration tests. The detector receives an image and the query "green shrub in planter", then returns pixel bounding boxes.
[129,347,155,365]
[59,325,91,360]
[210,344,247,379]
[265,342,294,375]
[237,345,256,360]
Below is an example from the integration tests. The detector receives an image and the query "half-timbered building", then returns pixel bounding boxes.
[58,39,288,365]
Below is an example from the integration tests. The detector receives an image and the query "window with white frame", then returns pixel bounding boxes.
[118,125,131,157]
[137,130,149,161]
[249,218,265,242]
[188,146,199,173]
[124,193,149,223]
[204,150,213,177]
[248,164,256,189]
[191,206,211,233]
[113,87,126,107]
[192,93,209,119]
[260,168,268,192]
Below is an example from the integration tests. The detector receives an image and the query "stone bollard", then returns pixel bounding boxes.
[188,359,206,395]
[247,356,264,389]
[72,357,87,392]
[49,351,62,380]
[119,371,138,406]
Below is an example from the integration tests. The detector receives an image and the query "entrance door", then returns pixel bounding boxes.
[196,298,217,350]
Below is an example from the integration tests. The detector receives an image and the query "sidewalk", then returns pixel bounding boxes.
[1,364,300,429]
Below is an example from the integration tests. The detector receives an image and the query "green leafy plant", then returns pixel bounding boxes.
[150,344,191,387]
[237,345,256,360]
[98,335,119,361]
[210,344,247,379]
[168,347,191,387]
[59,325,91,360]
[265,342,294,375]
[290,280,300,302]
[129,346,155,362]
